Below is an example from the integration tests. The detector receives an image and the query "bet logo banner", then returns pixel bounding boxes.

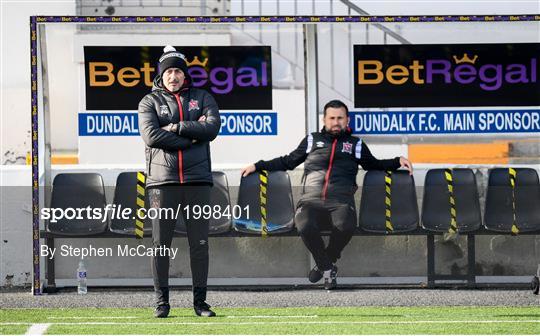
[84,46,272,110]
[353,43,539,108]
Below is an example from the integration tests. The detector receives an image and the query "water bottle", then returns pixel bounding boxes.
[77,258,87,294]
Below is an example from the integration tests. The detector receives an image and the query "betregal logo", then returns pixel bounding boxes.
[357,53,537,91]
[88,56,269,94]
[353,43,540,108]
[84,46,273,110]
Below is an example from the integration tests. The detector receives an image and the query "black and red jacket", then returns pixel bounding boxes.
[254,127,401,202]
[138,75,220,187]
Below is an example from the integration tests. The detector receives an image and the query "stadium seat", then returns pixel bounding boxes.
[175,171,232,235]
[109,172,152,235]
[484,168,540,233]
[47,173,108,235]
[422,168,481,233]
[233,171,295,234]
[359,170,419,233]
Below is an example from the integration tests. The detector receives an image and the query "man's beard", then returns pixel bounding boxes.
[326,126,343,135]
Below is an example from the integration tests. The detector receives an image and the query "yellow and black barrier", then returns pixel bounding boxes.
[384,171,394,232]
[135,171,146,239]
[259,170,269,237]
[509,168,519,235]
[444,168,458,234]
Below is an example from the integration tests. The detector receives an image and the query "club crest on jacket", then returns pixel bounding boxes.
[342,142,353,154]
[188,99,199,111]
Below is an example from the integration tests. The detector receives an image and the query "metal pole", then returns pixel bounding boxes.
[294,0,298,86]
[304,24,319,134]
[330,0,335,89]
[427,234,435,287]
[259,0,262,42]
[467,234,476,287]
[201,0,206,16]
[276,0,280,53]
[30,16,40,296]
[37,23,52,293]
[348,6,353,101]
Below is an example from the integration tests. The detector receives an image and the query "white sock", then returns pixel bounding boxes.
[323,269,332,279]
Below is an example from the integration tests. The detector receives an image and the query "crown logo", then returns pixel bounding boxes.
[453,53,478,64]
[186,56,208,67]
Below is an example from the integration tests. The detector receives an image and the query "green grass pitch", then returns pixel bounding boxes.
[1,306,539,334]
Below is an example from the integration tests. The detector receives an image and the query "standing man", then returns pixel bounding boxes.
[241,100,413,290]
[138,45,220,317]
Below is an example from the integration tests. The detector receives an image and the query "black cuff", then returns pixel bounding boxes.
[393,157,401,170]
[254,160,264,171]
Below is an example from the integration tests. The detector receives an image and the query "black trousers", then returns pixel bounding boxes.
[147,185,211,306]
[295,199,357,271]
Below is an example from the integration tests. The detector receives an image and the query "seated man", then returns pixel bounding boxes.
[241,99,413,289]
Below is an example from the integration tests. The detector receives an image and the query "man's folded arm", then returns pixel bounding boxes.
[138,97,192,150]
[177,94,221,142]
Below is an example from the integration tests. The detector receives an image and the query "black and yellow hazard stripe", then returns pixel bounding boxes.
[259,170,269,237]
[135,171,146,239]
[509,168,519,235]
[444,169,458,234]
[384,171,394,232]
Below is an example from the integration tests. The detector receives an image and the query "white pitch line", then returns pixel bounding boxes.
[48,316,138,319]
[3,320,540,326]
[9,335,538,336]
[24,323,51,335]
[225,315,319,318]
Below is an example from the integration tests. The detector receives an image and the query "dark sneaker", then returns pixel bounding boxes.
[532,276,539,295]
[308,265,324,283]
[194,301,216,317]
[154,304,170,318]
[323,264,338,290]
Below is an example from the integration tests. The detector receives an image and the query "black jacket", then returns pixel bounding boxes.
[254,127,401,201]
[138,76,220,187]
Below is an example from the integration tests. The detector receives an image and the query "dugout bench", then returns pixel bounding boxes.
[40,168,540,292]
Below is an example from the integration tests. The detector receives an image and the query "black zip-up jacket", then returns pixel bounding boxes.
[254,127,401,202]
[138,75,220,187]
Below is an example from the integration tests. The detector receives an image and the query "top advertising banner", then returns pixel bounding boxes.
[84,46,272,110]
[354,43,539,108]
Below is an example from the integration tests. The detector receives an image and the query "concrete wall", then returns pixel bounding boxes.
[1,1,77,164]
[3,1,539,161]
[1,164,539,287]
